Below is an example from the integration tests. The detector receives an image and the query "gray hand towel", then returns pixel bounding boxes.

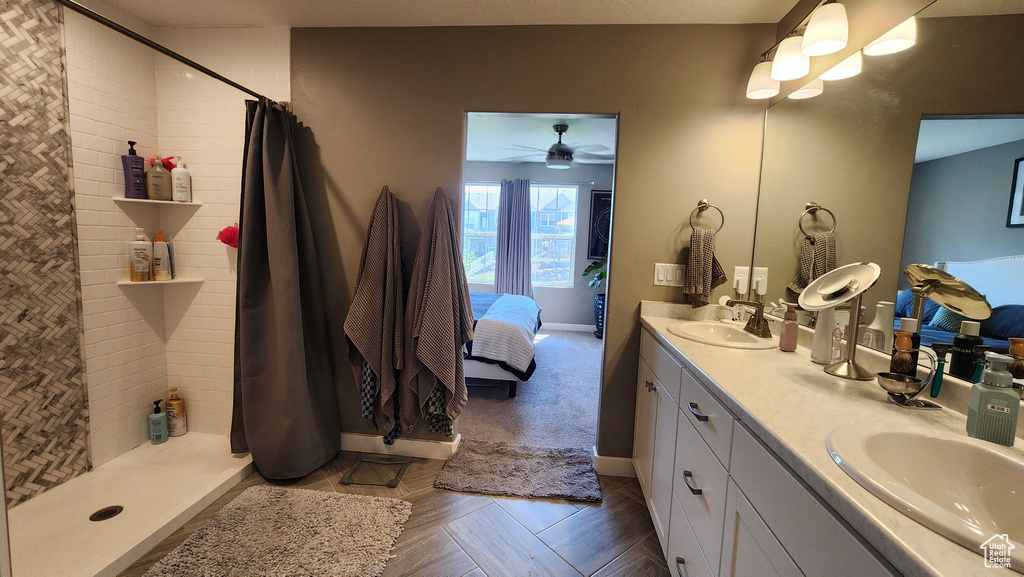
[682,227,727,308]
[400,188,475,432]
[786,231,836,294]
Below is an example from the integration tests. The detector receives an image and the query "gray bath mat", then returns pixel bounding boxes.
[144,485,412,577]
[434,438,603,502]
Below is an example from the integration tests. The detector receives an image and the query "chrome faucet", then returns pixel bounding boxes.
[726,300,772,339]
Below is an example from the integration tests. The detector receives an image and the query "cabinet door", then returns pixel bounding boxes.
[634,358,659,498]
[720,480,802,577]
[650,381,678,545]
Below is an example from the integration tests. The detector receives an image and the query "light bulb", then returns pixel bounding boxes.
[819,50,862,81]
[746,61,780,100]
[864,17,916,56]
[802,3,848,57]
[771,36,810,81]
[788,78,824,99]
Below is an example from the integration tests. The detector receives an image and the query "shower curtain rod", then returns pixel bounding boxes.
[55,0,274,103]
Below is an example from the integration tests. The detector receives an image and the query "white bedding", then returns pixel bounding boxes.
[470,294,541,373]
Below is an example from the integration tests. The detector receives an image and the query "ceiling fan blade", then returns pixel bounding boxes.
[565,143,609,153]
[504,145,549,153]
[497,154,544,163]
[574,151,615,161]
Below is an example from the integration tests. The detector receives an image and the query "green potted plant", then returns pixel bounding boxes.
[582,259,607,339]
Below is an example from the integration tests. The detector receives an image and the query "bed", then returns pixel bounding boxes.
[894,255,1024,354]
[464,292,542,397]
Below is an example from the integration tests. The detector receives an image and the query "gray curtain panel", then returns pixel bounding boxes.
[230,100,340,479]
[494,178,534,297]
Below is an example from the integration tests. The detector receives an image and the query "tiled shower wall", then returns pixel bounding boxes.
[0,0,90,506]
[64,0,290,466]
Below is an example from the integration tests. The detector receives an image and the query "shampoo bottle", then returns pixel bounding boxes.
[121,140,147,199]
[780,302,799,352]
[171,158,192,203]
[966,353,1019,447]
[152,230,172,281]
[129,228,153,282]
[950,320,983,380]
[149,400,168,444]
[145,158,173,201]
[166,387,188,437]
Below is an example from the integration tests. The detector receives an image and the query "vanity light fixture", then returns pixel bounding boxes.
[771,35,810,81]
[801,2,848,57]
[788,78,824,100]
[863,16,916,56]
[819,50,862,81]
[746,60,780,100]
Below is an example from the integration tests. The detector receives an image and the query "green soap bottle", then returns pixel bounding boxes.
[967,353,1019,447]
[149,400,168,445]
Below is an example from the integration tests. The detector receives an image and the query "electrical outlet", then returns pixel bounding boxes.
[753,267,769,296]
[733,266,750,295]
[653,263,686,286]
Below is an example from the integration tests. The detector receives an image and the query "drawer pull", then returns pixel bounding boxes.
[675,556,688,577]
[646,380,657,392]
[682,470,703,495]
[687,402,709,422]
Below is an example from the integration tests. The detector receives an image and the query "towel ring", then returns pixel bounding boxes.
[689,199,724,233]
[799,202,836,236]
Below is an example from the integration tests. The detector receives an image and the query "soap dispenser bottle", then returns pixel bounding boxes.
[121,140,147,199]
[780,302,799,352]
[967,353,1019,447]
[149,400,168,445]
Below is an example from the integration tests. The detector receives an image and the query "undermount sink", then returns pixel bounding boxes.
[666,320,778,350]
[827,421,1024,571]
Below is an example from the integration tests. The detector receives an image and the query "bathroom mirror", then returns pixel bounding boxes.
[751,2,1024,339]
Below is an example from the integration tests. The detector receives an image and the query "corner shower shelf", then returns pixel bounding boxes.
[113,197,203,208]
[117,278,204,287]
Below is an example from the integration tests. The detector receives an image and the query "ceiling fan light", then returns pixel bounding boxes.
[746,61,780,99]
[787,77,824,99]
[819,50,862,81]
[771,36,810,81]
[546,157,572,169]
[801,3,848,57]
[864,17,916,56]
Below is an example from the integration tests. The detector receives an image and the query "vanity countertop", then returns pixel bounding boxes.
[639,305,1022,577]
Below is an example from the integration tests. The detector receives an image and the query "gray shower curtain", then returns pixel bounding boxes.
[230,100,340,479]
[494,178,534,297]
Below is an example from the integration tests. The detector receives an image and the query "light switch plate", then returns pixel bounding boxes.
[653,263,686,286]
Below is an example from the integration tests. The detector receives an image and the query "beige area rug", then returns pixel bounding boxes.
[459,329,602,449]
[143,486,412,577]
[434,438,603,502]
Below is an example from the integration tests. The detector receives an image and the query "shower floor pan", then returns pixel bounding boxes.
[7,432,253,577]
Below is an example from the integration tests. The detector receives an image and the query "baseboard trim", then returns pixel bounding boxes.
[543,323,597,332]
[341,432,461,460]
[592,446,637,477]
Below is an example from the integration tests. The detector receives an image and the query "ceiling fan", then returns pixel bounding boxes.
[501,123,615,168]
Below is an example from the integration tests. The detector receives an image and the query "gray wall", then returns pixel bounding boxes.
[462,161,615,326]
[291,24,773,456]
[900,139,1024,279]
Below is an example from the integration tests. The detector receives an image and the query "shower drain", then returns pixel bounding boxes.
[89,505,124,522]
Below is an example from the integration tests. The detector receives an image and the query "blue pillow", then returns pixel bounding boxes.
[929,307,967,333]
[980,305,1024,340]
[894,290,941,323]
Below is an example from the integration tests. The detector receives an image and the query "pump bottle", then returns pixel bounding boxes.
[967,353,1019,447]
[149,400,168,445]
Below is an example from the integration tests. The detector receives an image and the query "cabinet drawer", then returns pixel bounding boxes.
[730,423,897,577]
[667,495,714,577]
[679,363,733,467]
[641,329,682,404]
[673,412,728,575]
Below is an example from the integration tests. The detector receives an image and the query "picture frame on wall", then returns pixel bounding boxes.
[1009,157,1024,227]
[587,190,612,259]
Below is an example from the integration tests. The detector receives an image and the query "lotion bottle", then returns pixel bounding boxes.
[149,400,168,444]
[145,158,172,201]
[780,302,799,352]
[121,140,147,199]
[129,228,153,282]
[166,387,188,437]
[152,230,172,281]
[171,158,192,203]
[967,353,1019,447]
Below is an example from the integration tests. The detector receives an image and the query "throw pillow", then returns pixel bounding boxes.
[980,305,1024,340]
[929,307,968,333]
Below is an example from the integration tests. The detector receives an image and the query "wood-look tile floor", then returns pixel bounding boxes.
[119,450,671,577]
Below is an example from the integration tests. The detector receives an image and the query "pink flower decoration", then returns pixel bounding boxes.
[217,223,239,248]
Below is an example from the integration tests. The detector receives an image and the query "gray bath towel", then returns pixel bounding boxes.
[344,186,404,437]
[400,188,474,432]
[682,227,727,307]
[787,231,836,294]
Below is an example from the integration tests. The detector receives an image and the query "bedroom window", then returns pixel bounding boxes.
[461,183,578,288]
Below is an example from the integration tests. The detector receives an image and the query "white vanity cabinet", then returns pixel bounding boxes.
[634,326,897,577]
